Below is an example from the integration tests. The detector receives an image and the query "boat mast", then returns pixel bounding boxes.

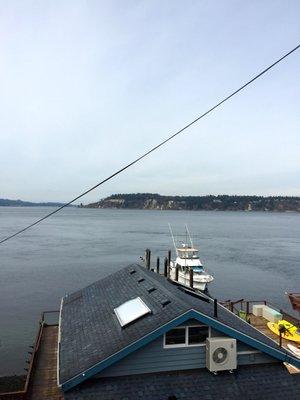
[168,223,178,256]
[185,224,194,248]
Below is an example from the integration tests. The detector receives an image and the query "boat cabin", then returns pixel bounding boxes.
[177,246,200,260]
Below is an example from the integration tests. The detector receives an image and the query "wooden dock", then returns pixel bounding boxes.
[221,300,300,374]
[248,314,292,347]
[27,325,63,400]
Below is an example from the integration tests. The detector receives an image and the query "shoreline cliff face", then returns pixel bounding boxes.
[84,194,300,212]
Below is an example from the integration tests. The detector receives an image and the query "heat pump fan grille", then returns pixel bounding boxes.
[212,347,228,364]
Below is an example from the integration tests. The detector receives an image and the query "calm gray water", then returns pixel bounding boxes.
[0,207,299,375]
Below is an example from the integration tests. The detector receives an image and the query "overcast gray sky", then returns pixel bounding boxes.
[0,0,299,203]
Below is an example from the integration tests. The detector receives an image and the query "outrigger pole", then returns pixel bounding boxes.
[168,223,178,256]
[185,224,194,248]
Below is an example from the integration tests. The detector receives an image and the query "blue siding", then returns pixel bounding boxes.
[99,336,206,377]
[210,329,266,354]
[178,318,202,327]
[210,328,227,337]
[98,321,277,378]
[238,353,277,365]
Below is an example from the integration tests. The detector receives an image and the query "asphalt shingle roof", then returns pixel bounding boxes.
[64,364,300,400]
[59,264,291,385]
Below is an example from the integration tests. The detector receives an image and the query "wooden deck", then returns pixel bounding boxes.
[248,314,292,347]
[27,325,63,400]
[248,314,300,374]
[221,298,300,375]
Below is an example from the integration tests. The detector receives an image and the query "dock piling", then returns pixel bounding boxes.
[175,265,179,281]
[146,249,151,270]
[164,257,168,277]
[156,257,160,274]
[278,324,286,347]
[168,250,171,266]
[246,301,250,315]
[189,268,194,288]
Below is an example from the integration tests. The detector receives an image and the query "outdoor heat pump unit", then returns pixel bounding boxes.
[206,337,237,373]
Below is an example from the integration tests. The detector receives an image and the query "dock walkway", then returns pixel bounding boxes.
[220,298,300,374]
[249,314,291,347]
[27,325,63,400]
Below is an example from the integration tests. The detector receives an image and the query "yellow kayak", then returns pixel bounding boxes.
[267,320,300,343]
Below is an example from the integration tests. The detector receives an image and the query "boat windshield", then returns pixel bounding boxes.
[178,250,198,259]
[192,267,204,273]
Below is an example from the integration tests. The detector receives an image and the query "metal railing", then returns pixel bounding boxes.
[220,299,300,327]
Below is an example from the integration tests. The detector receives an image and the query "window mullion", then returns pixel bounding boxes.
[186,326,188,346]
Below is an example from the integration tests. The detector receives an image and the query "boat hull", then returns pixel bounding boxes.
[169,264,213,292]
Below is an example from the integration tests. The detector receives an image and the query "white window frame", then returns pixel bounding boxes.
[163,325,210,348]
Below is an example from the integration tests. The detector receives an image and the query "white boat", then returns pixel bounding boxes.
[169,225,214,292]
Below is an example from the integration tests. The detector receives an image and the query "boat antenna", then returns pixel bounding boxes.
[185,224,194,248]
[168,223,178,256]
[185,225,188,246]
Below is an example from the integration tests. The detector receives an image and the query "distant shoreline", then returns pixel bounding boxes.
[0,205,299,213]
[0,199,74,207]
[83,193,300,213]
[81,207,299,213]
[2,194,299,212]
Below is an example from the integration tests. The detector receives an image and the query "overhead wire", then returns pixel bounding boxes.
[0,43,299,245]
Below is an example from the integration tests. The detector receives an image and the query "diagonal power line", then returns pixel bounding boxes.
[1,43,300,245]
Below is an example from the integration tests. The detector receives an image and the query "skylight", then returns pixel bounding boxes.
[114,297,151,327]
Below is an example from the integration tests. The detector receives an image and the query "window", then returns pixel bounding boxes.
[164,325,209,348]
[165,327,186,346]
[188,326,209,345]
[178,250,198,259]
[178,251,186,259]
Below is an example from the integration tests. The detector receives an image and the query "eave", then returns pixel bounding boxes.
[60,309,300,392]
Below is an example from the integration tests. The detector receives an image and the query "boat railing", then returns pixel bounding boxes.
[0,310,59,399]
[220,299,300,327]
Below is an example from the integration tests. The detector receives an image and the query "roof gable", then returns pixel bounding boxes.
[59,264,300,392]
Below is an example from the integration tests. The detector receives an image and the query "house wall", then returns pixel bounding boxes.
[98,336,205,377]
[97,319,277,378]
